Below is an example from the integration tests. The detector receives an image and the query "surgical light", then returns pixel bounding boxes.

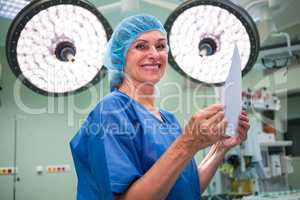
[0,0,30,19]
[164,0,260,85]
[6,0,112,96]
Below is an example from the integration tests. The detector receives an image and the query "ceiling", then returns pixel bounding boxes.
[1,0,300,49]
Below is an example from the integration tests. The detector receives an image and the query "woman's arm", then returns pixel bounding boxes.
[115,104,226,200]
[115,134,198,200]
[198,142,226,193]
[198,111,250,193]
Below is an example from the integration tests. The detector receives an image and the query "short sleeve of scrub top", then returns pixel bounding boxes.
[101,90,201,200]
[70,109,113,200]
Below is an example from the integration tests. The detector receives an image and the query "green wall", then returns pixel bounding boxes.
[0,45,110,200]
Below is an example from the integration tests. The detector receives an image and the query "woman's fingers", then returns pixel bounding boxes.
[195,104,224,120]
[183,104,228,149]
[213,118,228,135]
[199,104,225,135]
[238,119,250,130]
[190,104,224,136]
[236,120,250,141]
[203,111,225,129]
[241,111,248,116]
[239,114,249,122]
[202,103,224,113]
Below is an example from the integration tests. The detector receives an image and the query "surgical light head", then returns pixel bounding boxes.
[6,0,112,96]
[164,0,260,85]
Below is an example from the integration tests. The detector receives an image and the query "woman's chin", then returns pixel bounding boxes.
[139,78,161,86]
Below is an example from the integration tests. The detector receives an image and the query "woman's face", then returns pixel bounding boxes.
[123,30,168,87]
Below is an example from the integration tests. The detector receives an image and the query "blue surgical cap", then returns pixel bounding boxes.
[103,14,167,91]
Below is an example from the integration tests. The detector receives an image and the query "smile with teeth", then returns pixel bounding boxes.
[140,63,161,71]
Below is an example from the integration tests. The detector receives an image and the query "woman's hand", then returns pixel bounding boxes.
[181,104,228,152]
[219,111,250,151]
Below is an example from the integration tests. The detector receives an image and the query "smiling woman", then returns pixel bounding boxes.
[103,14,168,92]
[123,30,168,86]
[70,14,250,200]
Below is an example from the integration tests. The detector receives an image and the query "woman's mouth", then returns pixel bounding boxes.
[140,63,161,72]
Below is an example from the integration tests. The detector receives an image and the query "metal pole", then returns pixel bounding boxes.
[13,115,18,200]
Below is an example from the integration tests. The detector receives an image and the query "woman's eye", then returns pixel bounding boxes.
[136,44,147,50]
[156,44,166,50]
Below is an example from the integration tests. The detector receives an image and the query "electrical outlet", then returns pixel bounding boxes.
[0,167,18,175]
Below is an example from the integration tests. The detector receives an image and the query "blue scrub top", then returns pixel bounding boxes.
[70,89,201,200]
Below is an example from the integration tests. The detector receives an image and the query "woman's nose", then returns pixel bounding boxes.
[148,46,160,59]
